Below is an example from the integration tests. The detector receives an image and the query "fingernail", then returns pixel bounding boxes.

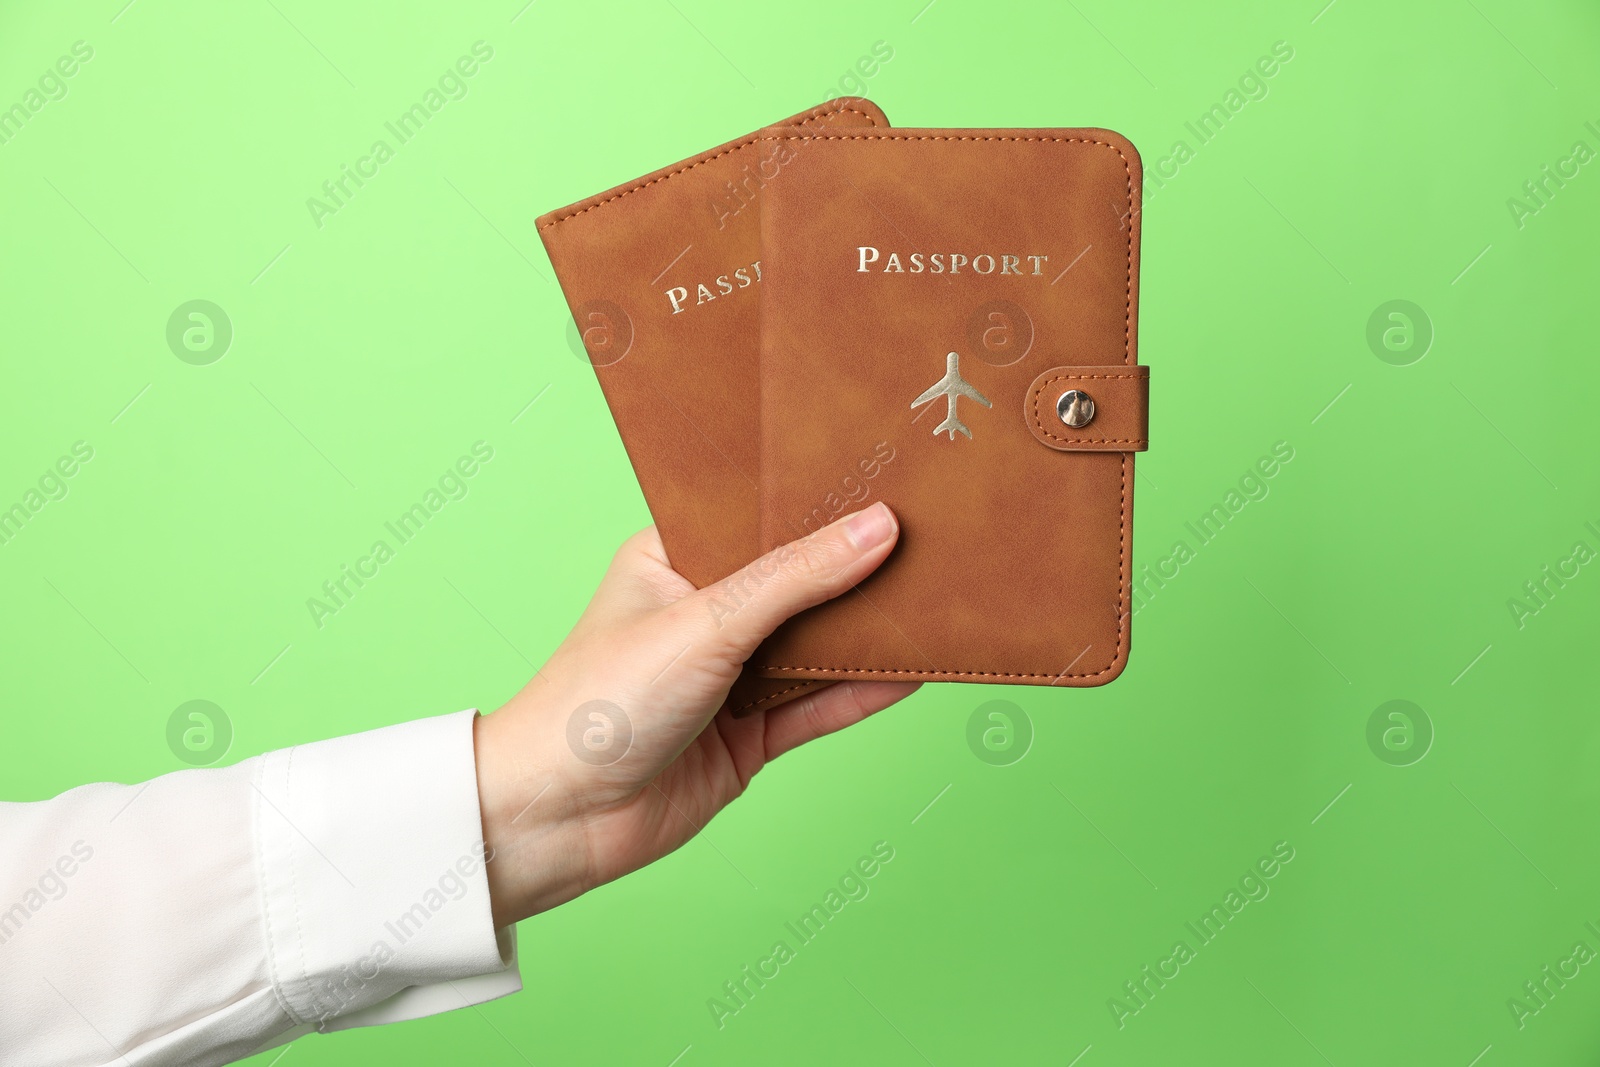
[842,502,895,551]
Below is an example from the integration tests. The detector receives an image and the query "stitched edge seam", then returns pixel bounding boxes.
[252,755,303,1026]
[536,106,883,230]
[1030,373,1147,446]
[730,680,817,714]
[754,130,1138,681]
[758,666,1107,679]
[281,746,327,1025]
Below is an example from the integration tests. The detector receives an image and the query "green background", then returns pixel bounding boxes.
[2,0,1597,1063]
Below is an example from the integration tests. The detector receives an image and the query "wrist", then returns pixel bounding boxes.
[472,701,595,927]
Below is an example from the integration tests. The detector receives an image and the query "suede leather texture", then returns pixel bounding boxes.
[536,99,890,714]
[752,127,1146,687]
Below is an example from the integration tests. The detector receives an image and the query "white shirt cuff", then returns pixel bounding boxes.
[253,708,522,1030]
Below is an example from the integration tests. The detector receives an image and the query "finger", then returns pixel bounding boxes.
[581,527,698,630]
[761,680,921,761]
[690,503,899,659]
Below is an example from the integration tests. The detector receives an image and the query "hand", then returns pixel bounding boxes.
[472,502,919,927]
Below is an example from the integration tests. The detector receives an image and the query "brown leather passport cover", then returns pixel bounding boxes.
[535,99,889,714]
[753,127,1147,687]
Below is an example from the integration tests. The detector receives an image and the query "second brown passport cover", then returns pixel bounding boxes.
[536,99,888,714]
[752,127,1148,687]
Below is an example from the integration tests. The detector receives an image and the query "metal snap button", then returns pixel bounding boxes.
[1056,389,1095,428]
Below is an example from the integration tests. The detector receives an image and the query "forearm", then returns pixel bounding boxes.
[0,711,518,1066]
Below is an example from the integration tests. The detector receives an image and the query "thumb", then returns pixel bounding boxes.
[692,502,899,659]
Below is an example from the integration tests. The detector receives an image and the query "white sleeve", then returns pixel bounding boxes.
[0,708,522,1067]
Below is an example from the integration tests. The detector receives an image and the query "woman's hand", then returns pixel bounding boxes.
[472,502,918,927]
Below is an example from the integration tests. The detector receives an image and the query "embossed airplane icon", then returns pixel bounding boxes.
[910,351,991,440]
